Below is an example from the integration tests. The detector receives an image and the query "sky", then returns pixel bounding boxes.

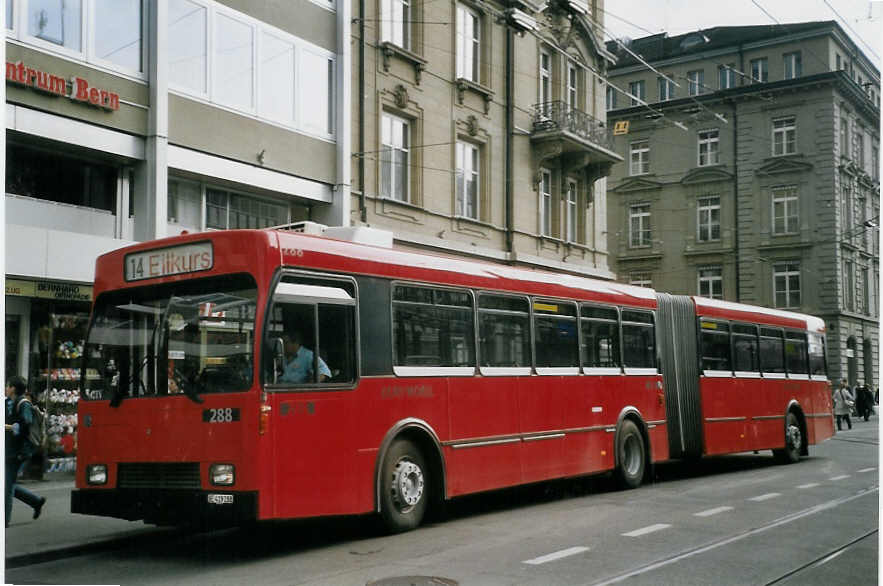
[602,0,882,69]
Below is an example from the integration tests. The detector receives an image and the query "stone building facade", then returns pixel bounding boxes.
[605,21,880,387]
[350,0,620,277]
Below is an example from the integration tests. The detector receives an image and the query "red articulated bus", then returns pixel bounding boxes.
[72,228,834,532]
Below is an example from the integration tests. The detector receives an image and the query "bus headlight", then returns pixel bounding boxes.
[87,464,107,485]
[210,463,235,486]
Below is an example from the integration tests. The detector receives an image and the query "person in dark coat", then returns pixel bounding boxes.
[854,381,874,421]
[5,375,46,527]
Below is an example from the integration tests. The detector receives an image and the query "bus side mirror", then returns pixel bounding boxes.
[272,338,285,383]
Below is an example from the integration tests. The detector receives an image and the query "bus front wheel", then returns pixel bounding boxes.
[379,439,428,533]
[615,420,646,489]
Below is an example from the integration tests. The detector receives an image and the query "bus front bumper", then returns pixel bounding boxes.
[71,488,258,528]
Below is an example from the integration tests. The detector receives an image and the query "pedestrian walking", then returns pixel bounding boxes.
[5,375,46,527]
[854,380,875,421]
[833,378,854,431]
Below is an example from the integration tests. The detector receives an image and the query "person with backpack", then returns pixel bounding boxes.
[5,375,46,527]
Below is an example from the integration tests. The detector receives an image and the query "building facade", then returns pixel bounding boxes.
[605,22,880,387]
[4,0,350,470]
[350,0,620,276]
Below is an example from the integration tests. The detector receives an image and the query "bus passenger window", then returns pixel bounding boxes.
[732,324,759,373]
[758,328,785,374]
[265,280,357,385]
[700,320,731,373]
[621,309,656,370]
[808,333,827,376]
[533,300,578,368]
[580,305,620,368]
[392,285,475,367]
[478,295,530,367]
[784,331,808,375]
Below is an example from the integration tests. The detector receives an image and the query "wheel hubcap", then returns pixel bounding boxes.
[787,424,802,452]
[392,459,424,510]
[624,435,642,476]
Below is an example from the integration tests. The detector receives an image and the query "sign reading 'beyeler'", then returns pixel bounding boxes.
[125,242,214,282]
[5,61,120,111]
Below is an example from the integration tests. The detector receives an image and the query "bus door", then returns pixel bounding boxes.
[263,275,358,518]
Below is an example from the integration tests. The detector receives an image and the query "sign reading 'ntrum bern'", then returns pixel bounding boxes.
[125,242,213,282]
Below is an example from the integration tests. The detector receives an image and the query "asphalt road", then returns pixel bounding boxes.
[6,421,878,586]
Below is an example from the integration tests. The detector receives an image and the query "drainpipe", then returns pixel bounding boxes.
[732,105,740,302]
[505,28,515,256]
[359,0,367,223]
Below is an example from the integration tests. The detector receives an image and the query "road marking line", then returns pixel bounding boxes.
[694,506,733,517]
[592,488,878,586]
[748,493,781,502]
[857,467,876,473]
[829,475,851,481]
[523,546,590,565]
[622,523,671,537]
[797,483,820,489]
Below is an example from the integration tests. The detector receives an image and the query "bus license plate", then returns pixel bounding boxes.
[207,494,234,505]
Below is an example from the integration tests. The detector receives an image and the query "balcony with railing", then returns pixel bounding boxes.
[530,101,622,164]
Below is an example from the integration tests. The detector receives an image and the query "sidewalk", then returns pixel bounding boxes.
[4,478,168,566]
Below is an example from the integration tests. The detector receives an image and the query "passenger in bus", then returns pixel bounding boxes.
[279,332,331,384]
[833,379,854,431]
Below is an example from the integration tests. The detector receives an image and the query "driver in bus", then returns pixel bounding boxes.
[279,332,331,384]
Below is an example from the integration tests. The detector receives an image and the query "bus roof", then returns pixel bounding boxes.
[692,296,825,333]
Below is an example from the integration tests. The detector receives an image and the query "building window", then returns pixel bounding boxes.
[205,188,289,229]
[859,267,869,314]
[773,262,801,308]
[687,69,704,95]
[697,196,721,242]
[719,64,735,89]
[843,260,855,311]
[698,129,720,166]
[456,3,480,82]
[629,204,651,248]
[381,113,410,202]
[750,58,768,82]
[539,50,551,106]
[840,115,850,158]
[783,52,802,79]
[10,0,144,74]
[565,179,578,242]
[167,179,202,229]
[606,85,616,110]
[771,186,799,235]
[855,125,865,169]
[381,0,410,49]
[540,169,552,237]
[873,146,879,181]
[698,266,723,299]
[630,140,649,175]
[772,116,796,156]
[841,177,853,234]
[168,1,335,137]
[658,76,674,101]
[455,141,479,219]
[629,273,652,288]
[567,62,578,108]
[629,80,645,105]
[836,54,841,70]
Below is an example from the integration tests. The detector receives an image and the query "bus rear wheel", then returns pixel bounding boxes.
[774,412,802,464]
[615,420,646,489]
[379,439,428,533]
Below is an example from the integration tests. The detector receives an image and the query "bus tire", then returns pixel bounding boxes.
[775,411,802,464]
[379,439,428,533]
[615,420,645,489]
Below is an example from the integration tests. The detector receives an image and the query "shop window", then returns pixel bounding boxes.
[6,144,117,212]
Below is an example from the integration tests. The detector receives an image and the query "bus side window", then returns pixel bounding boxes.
[392,285,474,367]
[759,328,785,374]
[808,333,827,376]
[700,320,731,373]
[621,309,655,370]
[580,305,620,369]
[731,323,759,373]
[478,294,530,367]
[533,299,578,368]
[784,331,808,375]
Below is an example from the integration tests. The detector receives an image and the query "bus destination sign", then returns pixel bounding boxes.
[124,242,213,282]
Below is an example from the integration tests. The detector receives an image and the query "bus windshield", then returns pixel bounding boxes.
[82,274,258,403]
